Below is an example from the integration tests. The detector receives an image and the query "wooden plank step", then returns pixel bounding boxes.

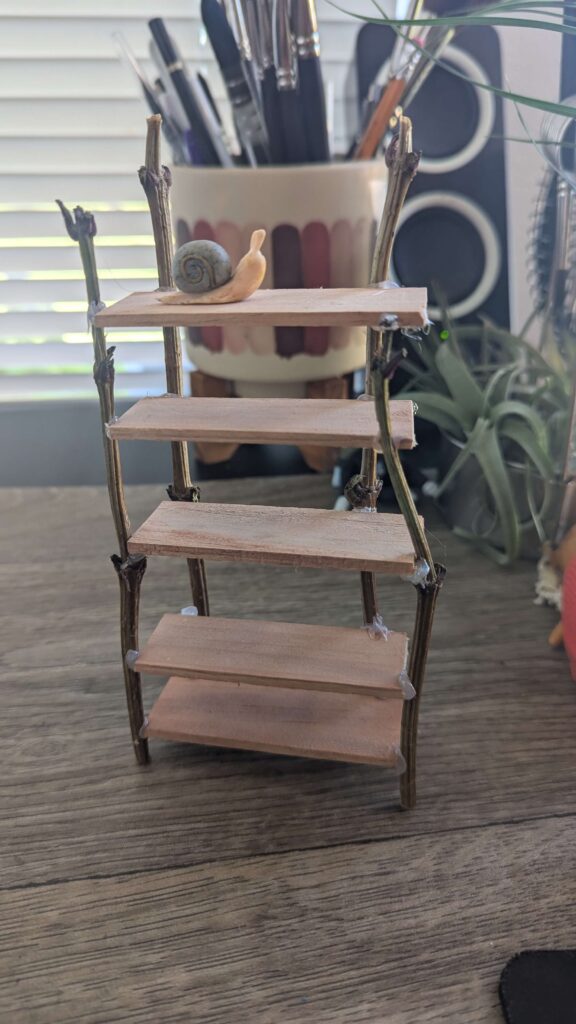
[107,396,415,450]
[94,286,428,329]
[135,614,409,699]
[128,502,417,574]
[143,677,404,767]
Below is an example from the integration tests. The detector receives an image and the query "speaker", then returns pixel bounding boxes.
[356,19,510,325]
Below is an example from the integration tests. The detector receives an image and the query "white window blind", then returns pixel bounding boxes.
[0,0,378,402]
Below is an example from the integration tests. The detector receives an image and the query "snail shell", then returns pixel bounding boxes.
[160,228,267,305]
[173,240,232,294]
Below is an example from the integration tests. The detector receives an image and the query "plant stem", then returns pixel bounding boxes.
[138,114,210,616]
[56,201,149,765]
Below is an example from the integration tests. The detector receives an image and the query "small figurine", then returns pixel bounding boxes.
[158,228,267,305]
[547,524,576,680]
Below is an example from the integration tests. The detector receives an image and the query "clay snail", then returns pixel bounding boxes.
[158,228,266,305]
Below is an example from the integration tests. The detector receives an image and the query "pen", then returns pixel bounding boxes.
[149,17,223,166]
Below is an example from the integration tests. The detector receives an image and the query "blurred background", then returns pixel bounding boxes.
[0,0,563,488]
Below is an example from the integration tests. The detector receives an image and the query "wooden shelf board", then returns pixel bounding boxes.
[143,676,404,767]
[107,395,415,450]
[135,614,409,699]
[128,502,417,574]
[94,287,428,329]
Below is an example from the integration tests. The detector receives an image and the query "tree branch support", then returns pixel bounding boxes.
[57,201,149,764]
[358,115,446,808]
[356,115,421,625]
[139,114,209,616]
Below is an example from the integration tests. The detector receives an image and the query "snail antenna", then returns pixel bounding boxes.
[250,229,266,252]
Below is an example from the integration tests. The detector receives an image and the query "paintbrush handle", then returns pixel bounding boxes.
[353,77,405,160]
[298,57,330,162]
[261,65,285,163]
[278,88,309,164]
[149,18,222,165]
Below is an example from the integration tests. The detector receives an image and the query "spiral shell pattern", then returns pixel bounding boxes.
[173,240,233,294]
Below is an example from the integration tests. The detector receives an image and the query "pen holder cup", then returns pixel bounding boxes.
[171,161,387,397]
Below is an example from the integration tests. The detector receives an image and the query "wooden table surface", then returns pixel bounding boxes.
[1,476,576,1024]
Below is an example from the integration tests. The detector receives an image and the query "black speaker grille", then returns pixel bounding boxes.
[393,203,497,311]
[409,63,480,160]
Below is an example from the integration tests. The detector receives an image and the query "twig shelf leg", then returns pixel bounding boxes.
[400,566,445,809]
[372,332,445,808]
[358,331,382,625]
[352,115,422,626]
[365,115,446,808]
[139,114,209,616]
[56,201,149,765]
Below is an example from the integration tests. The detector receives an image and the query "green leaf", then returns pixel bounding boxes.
[401,392,466,437]
[332,1,576,118]
[365,14,576,40]
[499,419,557,536]
[435,345,484,428]
[525,464,548,544]
[434,419,487,498]
[452,526,515,566]
[481,364,518,415]
[499,417,556,479]
[469,424,521,562]
[492,400,550,454]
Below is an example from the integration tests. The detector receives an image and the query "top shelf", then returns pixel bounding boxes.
[93,287,428,330]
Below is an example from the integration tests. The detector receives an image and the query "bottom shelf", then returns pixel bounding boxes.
[143,677,405,768]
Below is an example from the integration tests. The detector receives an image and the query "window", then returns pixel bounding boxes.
[0,0,364,402]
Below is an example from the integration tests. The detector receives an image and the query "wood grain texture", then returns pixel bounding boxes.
[2,479,576,1024]
[2,818,576,1024]
[144,677,404,765]
[135,614,408,698]
[188,371,239,464]
[93,287,428,329]
[299,378,349,472]
[128,501,417,574]
[108,395,416,451]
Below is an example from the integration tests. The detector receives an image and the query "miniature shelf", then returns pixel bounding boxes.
[66,120,442,810]
[94,286,428,329]
[143,677,404,767]
[128,501,418,574]
[135,614,409,699]
[107,395,415,450]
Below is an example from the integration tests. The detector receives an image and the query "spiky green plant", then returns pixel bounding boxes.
[401,319,571,563]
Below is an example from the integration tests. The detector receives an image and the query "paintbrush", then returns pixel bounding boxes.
[293,0,330,162]
[398,25,455,111]
[253,0,285,163]
[353,76,405,159]
[273,0,308,163]
[389,0,426,78]
[113,32,189,164]
[201,0,269,165]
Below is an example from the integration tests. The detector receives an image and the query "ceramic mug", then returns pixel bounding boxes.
[171,161,387,396]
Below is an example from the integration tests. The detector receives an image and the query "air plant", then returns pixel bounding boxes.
[401,317,572,563]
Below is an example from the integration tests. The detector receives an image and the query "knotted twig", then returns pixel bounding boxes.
[356,115,421,623]
[139,114,209,615]
[57,200,149,764]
